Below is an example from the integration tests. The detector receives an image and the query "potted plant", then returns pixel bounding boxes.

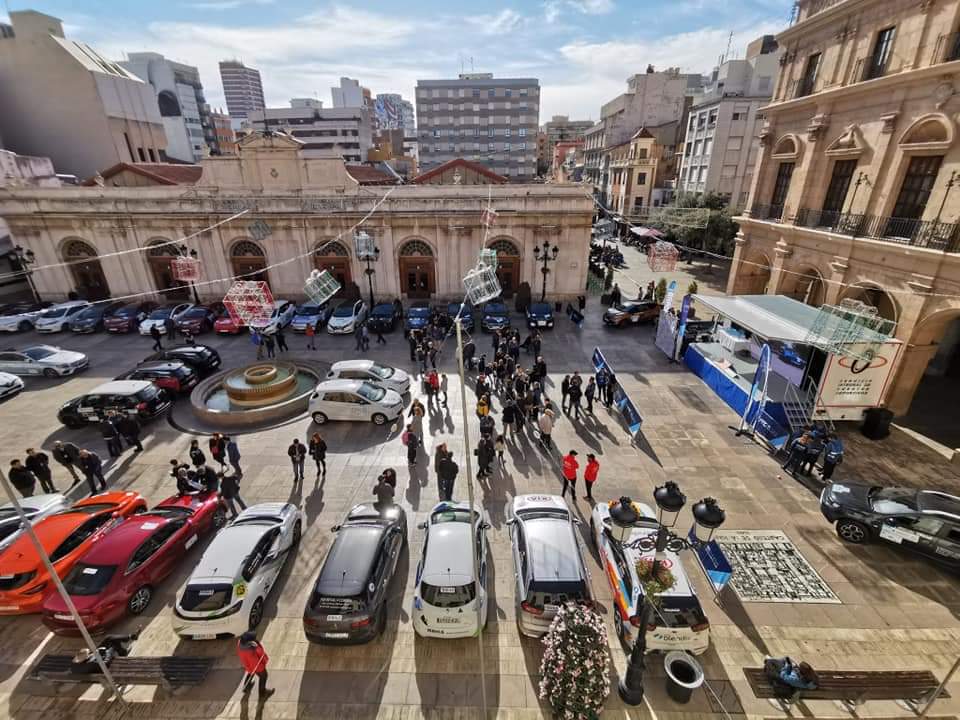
[655,278,668,306]
[635,557,676,601]
[538,602,610,719]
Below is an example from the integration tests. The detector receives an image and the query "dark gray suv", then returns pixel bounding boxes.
[303,503,406,643]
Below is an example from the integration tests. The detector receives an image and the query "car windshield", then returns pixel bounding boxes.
[112,306,138,317]
[180,583,234,611]
[356,382,386,402]
[409,307,431,317]
[869,487,919,515]
[372,305,393,316]
[63,564,117,596]
[23,347,55,361]
[148,308,174,319]
[182,308,208,318]
[296,304,320,315]
[332,305,355,318]
[530,303,551,314]
[421,581,476,608]
[76,306,102,319]
[53,503,117,516]
[485,304,507,315]
[39,307,68,318]
[431,508,477,524]
[369,363,395,379]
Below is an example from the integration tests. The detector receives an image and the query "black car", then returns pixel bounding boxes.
[116,360,198,395]
[404,302,432,333]
[525,302,555,330]
[602,300,660,328]
[104,301,157,333]
[142,344,221,374]
[821,482,960,567]
[303,503,406,644]
[446,302,474,332]
[57,379,172,428]
[368,303,401,333]
[175,306,218,335]
[481,302,511,332]
[69,302,124,333]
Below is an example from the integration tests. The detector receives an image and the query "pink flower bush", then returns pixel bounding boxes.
[538,603,610,718]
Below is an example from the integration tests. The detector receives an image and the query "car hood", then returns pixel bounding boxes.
[34,315,66,325]
[0,372,22,386]
[391,369,410,385]
[824,482,873,511]
[484,315,508,324]
[407,316,428,327]
[328,315,355,327]
[140,318,168,329]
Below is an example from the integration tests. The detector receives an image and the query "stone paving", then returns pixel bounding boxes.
[0,296,958,720]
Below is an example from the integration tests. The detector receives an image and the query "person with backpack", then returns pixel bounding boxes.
[287,439,306,483]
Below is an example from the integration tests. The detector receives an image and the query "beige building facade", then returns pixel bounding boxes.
[0,133,592,307]
[728,0,960,418]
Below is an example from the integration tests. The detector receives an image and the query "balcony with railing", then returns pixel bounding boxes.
[853,54,891,83]
[934,32,960,64]
[794,208,960,252]
[749,203,785,222]
[790,0,847,25]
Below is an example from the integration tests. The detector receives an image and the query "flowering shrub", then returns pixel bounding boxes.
[635,557,677,607]
[538,602,610,719]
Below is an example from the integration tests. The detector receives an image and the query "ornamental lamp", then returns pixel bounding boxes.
[653,481,686,527]
[690,497,726,544]
[608,496,641,544]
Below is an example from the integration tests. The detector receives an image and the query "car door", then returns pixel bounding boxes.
[138,519,190,585]
[172,304,190,320]
[76,394,105,421]
[257,527,286,595]
[510,520,527,601]
[877,514,934,557]
[0,352,28,374]
[323,392,350,421]
[348,393,370,421]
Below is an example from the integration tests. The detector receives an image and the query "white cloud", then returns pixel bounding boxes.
[568,0,615,14]
[543,1,562,23]
[187,0,276,10]
[465,9,525,35]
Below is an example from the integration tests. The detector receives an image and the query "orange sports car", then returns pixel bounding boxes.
[0,491,146,614]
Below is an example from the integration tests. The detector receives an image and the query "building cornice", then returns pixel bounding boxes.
[776,0,871,44]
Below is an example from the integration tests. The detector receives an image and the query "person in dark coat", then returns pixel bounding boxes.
[560,375,571,412]
[208,433,226,470]
[569,382,583,419]
[801,427,826,476]
[288,439,306,483]
[373,473,395,511]
[263,334,276,359]
[275,326,288,353]
[502,400,517,437]
[475,436,495,478]
[407,333,418,362]
[78,449,106,495]
[117,415,143,452]
[437,451,459,502]
[52,440,81,485]
[309,432,327,479]
[99,414,122,458]
[782,433,811,476]
[610,283,622,307]
[403,424,419,466]
[164,317,176,339]
[189,439,206,468]
[8,459,36,497]
[25,448,56,493]
[149,324,162,351]
[585,378,596,414]
[226,436,242,477]
[197,464,219,493]
[462,339,476,371]
[821,434,844,481]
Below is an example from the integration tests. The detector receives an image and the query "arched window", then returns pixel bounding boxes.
[489,238,520,256]
[157,91,182,118]
[316,240,349,257]
[899,116,951,148]
[399,240,434,256]
[146,239,179,257]
[772,134,801,161]
[232,240,265,257]
[63,239,97,259]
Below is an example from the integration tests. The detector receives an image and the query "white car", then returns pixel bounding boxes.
[0,493,70,552]
[591,499,711,656]
[326,360,411,395]
[326,299,368,335]
[138,302,194,335]
[0,372,24,400]
[259,300,296,335]
[33,301,89,333]
[413,501,490,639]
[0,345,88,377]
[309,379,403,426]
[172,503,302,639]
[0,305,47,333]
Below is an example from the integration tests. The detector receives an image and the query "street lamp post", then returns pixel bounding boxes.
[607,485,726,705]
[178,245,201,304]
[362,245,380,310]
[532,239,559,302]
[12,245,40,303]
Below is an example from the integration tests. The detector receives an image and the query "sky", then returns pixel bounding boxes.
[2,0,792,121]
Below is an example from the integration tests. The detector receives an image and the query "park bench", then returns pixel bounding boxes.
[31,653,214,694]
[744,667,949,713]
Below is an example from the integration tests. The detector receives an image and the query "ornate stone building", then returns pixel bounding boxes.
[728,0,960,418]
[0,132,592,306]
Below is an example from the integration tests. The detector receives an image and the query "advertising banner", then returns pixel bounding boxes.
[688,527,734,595]
[673,293,693,361]
[814,341,902,420]
[592,347,642,434]
[655,310,678,358]
[740,343,771,432]
[663,279,678,311]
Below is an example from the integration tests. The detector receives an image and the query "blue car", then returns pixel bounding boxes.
[481,302,511,332]
[525,302,554,330]
[368,303,401,333]
[446,302,474,332]
[405,302,432,332]
[291,302,334,332]
[778,343,807,369]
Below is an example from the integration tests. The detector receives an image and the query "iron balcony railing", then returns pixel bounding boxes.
[853,55,891,83]
[934,32,960,64]
[794,208,960,252]
[749,203,786,222]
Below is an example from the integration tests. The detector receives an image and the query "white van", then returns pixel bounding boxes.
[308,379,403,426]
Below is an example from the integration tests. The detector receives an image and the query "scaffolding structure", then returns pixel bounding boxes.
[303,269,342,306]
[222,280,276,328]
[804,298,897,362]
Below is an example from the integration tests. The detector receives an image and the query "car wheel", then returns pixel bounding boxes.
[372,413,387,426]
[613,610,630,651]
[312,411,328,425]
[18,321,30,332]
[43,368,58,378]
[212,505,227,530]
[248,597,264,630]
[836,519,870,544]
[128,586,153,615]
[292,520,302,547]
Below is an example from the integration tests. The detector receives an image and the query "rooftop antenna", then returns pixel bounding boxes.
[723,31,733,64]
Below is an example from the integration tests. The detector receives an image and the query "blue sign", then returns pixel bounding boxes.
[673,293,693,361]
[593,347,642,434]
[566,303,584,328]
[689,528,733,594]
[592,347,609,373]
[743,342,772,427]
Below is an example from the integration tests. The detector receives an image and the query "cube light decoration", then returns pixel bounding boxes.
[647,240,680,272]
[478,248,497,270]
[463,264,501,305]
[170,256,202,282]
[354,230,377,259]
[304,269,341,305]
[222,280,275,328]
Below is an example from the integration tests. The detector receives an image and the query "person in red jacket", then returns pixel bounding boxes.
[583,453,600,502]
[237,631,274,701]
[561,450,579,500]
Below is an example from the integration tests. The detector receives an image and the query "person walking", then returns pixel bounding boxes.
[561,450,579,500]
[560,375,571,413]
[100,414,122,458]
[585,377,596,414]
[569,382,583,419]
[117,414,144,453]
[78,449,106,495]
[354,324,364,352]
[475,435,494,479]
[305,321,317,351]
[309,432,327,479]
[782,432,811,476]
[52,440,81,486]
[220,472,247,518]
[821,434,844,481]
[537,406,555,448]
[237,632,274,702]
[409,402,425,442]
[149,324,162,352]
[494,435,506,467]
[439,373,448,406]
[208,433,226,471]
[25,448,56,493]
[373,472,395,511]
[226,436,242,477]
[583,453,599,501]
[8,459,36,498]
[437,449,459,501]
[275,326,288,353]
[403,424,418,466]
[287,439,306,484]
[189,439,206,468]
[263,333,276,359]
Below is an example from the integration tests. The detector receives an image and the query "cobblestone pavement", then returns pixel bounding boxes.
[0,302,958,720]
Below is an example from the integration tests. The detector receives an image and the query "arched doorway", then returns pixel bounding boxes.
[488,238,521,298]
[398,239,435,299]
[838,284,899,324]
[733,251,772,295]
[784,266,825,307]
[62,239,110,300]
[146,240,190,300]
[230,240,269,285]
[314,240,352,298]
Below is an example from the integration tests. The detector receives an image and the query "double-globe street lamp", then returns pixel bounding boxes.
[177,244,201,304]
[12,245,40,304]
[532,239,559,302]
[607,483,726,705]
[354,230,380,310]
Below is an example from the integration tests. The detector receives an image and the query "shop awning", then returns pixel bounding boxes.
[630,226,664,238]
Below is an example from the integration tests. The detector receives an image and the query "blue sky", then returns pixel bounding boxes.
[3,0,791,119]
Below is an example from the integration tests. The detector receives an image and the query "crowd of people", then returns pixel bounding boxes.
[781,425,845,481]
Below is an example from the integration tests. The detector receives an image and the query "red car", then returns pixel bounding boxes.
[104,302,157,333]
[214,310,243,335]
[41,491,227,635]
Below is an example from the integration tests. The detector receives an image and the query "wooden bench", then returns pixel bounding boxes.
[745,667,949,713]
[31,654,215,694]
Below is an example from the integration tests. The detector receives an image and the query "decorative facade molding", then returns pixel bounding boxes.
[806,113,831,141]
[880,111,900,134]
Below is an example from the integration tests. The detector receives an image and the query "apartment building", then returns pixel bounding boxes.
[543,115,593,167]
[605,124,678,215]
[247,101,372,162]
[0,10,167,179]
[415,73,540,181]
[677,35,780,209]
[375,93,416,137]
[209,111,237,155]
[729,0,960,420]
[219,60,265,121]
[332,77,366,108]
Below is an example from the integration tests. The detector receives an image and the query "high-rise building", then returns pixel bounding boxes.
[120,52,214,163]
[0,10,167,178]
[246,100,372,162]
[374,93,416,137]
[331,77,365,108]
[209,110,236,155]
[676,36,779,208]
[218,60,265,121]
[416,73,540,181]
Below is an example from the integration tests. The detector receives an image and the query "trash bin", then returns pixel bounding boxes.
[862,407,894,440]
[663,651,704,704]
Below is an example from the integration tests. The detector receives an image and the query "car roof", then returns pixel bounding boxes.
[331,360,375,373]
[0,493,64,514]
[315,379,365,393]
[79,513,175,564]
[513,494,569,515]
[316,525,384,596]
[423,522,474,580]
[50,301,88,309]
[88,380,153,395]
[918,491,960,519]
[189,523,271,581]
[525,518,583,582]
[130,361,184,372]
[233,503,289,523]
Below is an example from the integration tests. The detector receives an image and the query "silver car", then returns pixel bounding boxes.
[0,494,70,551]
[0,345,88,377]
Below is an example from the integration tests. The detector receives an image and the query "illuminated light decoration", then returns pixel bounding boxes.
[222,280,275,328]
[481,208,498,227]
[170,256,202,282]
[647,240,680,272]
[632,206,711,229]
[478,248,497,270]
[303,269,342,306]
[805,298,896,362]
[354,230,377,260]
[463,264,501,305]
